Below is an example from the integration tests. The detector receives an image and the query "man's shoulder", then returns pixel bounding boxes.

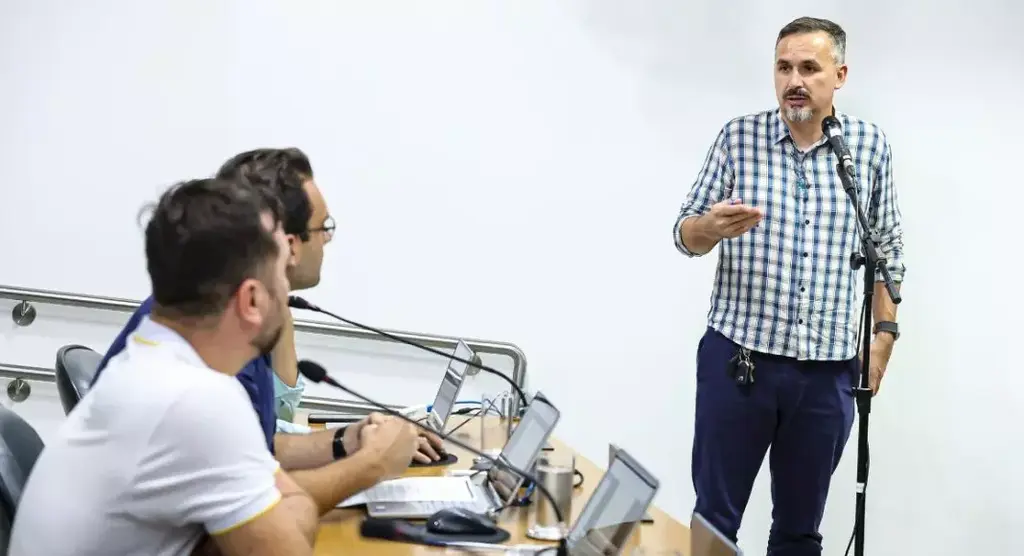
[236,354,273,383]
[837,112,889,143]
[724,108,779,128]
[125,295,156,322]
[713,108,782,146]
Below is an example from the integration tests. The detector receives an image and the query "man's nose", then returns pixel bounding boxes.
[787,74,805,92]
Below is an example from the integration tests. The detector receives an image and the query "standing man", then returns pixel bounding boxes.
[673,17,905,555]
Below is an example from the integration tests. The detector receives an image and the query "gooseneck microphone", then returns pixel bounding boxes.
[287,295,529,412]
[297,360,568,556]
[821,115,858,183]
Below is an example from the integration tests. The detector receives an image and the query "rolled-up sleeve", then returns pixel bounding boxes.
[674,125,734,257]
[870,138,906,283]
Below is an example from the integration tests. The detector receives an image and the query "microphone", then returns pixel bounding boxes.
[821,116,858,185]
[298,359,569,556]
[287,295,528,411]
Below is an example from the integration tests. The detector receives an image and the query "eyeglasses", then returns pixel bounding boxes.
[308,215,335,240]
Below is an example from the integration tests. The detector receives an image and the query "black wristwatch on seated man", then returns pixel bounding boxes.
[332,426,349,460]
[873,320,899,341]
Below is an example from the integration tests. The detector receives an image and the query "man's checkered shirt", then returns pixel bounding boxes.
[674,108,905,361]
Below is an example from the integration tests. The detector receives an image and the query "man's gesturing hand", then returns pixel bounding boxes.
[704,198,763,239]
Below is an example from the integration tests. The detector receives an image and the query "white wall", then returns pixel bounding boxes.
[2,1,1022,554]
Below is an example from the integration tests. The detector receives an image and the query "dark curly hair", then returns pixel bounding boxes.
[144,178,284,319]
[215,148,315,241]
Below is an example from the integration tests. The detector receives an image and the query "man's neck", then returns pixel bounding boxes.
[150,314,253,376]
[787,119,824,150]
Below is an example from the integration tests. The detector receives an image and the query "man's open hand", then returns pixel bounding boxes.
[704,198,763,239]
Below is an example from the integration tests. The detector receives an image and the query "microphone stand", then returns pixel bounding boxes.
[835,161,901,556]
[300,362,569,556]
[289,296,528,441]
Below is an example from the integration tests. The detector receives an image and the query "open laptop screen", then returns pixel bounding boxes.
[566,449,659,556]
[489,392,560,501]
[426,340,474,431]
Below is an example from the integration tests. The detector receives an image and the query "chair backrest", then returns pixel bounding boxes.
[0,406,44,530]
[54,344,102,415]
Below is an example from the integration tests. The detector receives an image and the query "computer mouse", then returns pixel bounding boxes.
[425,507,500,536]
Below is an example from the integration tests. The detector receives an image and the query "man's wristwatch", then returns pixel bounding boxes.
[873,320,899,341]
[332,426,348,460]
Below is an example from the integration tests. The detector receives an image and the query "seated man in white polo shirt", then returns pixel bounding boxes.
[10,178,419,555]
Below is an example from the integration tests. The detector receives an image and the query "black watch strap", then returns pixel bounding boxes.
[873,320,899,341]
[332,426,348,460]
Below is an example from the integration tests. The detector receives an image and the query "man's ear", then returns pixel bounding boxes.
[286,234,301,267]
[234,279,263,329]
[835,65,848,90]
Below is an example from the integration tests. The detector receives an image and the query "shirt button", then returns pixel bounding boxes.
[804,219,810,225]
[799,319,804,324]
[802,252,809,257]
[800,287,806,292]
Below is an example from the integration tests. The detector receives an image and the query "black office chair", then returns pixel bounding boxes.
[55,344,102,415]
[0,406,44,538]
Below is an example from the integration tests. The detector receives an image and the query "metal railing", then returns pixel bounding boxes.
[0,284,527,416]
[0,361,396,413]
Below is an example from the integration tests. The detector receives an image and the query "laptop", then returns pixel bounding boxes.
[338,391,561,519]
[423,339,477,432]
[608,444,653,523]
[690,512,743,555]
[564,447,660,555]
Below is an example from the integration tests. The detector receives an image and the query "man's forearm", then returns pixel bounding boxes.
[271,311,299,388]
[278,487,319,546]
[872,281,899,324]
[274,429,336,471]
[680,215,720,255]
[289,450,385,515]
[872,281,900,354]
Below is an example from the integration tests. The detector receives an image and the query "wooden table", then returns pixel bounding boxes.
[310,415,689,554]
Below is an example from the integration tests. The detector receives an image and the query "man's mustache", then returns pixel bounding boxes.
[785,88,810,98]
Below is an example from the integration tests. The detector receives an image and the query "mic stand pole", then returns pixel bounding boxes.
[836,162,901,556]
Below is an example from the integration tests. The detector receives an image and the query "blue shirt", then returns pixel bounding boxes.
[673,108,905,361]
[92,296,277,453]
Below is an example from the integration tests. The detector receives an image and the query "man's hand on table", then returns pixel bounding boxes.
[343,412,445,464]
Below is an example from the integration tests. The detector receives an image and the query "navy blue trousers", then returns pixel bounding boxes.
[692,327,856,556]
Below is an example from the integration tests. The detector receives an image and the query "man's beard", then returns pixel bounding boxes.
[252,320,284,357]
[784,106,814,123]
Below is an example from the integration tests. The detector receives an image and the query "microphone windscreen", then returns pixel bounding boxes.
[821,115,841,134]
[297,360,328,383]
[288,295,313,310]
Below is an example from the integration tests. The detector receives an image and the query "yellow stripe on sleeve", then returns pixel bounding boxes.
[209,492,283,536]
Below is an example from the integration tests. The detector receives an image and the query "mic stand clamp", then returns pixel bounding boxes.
[835,162,901,556]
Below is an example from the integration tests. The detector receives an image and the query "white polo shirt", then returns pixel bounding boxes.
[9,316,282,556]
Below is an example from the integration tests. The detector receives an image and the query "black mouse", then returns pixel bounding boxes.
[425,507,500,536]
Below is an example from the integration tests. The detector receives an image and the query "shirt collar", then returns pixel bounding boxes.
[129,315,208,369]
[770,105,845,147]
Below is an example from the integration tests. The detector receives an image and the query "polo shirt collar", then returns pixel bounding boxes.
[129,315,208,369]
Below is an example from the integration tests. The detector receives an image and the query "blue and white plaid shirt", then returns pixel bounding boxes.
[674,108,905,361]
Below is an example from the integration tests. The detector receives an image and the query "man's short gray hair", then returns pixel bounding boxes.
[776,17,847,66]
